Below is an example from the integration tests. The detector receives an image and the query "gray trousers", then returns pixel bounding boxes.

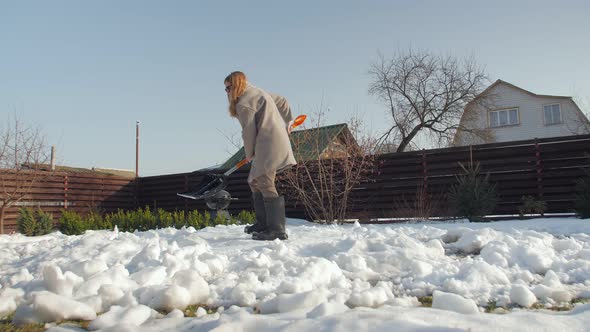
[249,170,279,198]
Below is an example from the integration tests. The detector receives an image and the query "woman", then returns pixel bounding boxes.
[224,71,296,240]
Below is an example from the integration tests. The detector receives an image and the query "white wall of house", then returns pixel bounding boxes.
[454,82,590,146]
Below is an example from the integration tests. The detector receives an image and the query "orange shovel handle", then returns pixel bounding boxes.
[292,114,307,129]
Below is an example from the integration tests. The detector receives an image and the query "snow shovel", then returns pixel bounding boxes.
[177,114,307,200]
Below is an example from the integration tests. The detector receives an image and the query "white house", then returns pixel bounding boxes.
[453,80,590,146]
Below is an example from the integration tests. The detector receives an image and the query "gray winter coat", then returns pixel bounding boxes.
[236,84,297,182]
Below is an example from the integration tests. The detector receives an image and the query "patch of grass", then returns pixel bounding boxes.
[417,297,590,314]
[183,304,218,317]
[58,319,91,329]
[551,304,573,312]
[543,298,590,312]
[0,317,45,332]
[572,298,590,305]
[417,296,432,307]
[484,300,498,313]
[153,304,219,317]
[0,312,92,332]
[0,324,45,332]
[529,302,570,311]
[527,298,590,312]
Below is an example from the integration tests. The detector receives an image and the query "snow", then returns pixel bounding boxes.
[510,284,537,308]
[87,305,156,331]
[12,291,97,325]
[432,290,479,314]
[0,217,589,331]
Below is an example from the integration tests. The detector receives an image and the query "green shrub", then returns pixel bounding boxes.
[448,162,498,222]
[156,208,173,229]
[172,210,187,228]
[85,207,112,230]
[34,208,54,235]
[575,176,590,219]
[106,209,138,232]
[17,207,54,236]
[185,210,203,229]
[56,205,253,235]
[202,211,212,227]
[212,212,229,226]
[59,210,86,235]
[94,214,113,230]
[518,195,547,219]
[17,207,37,236]
[234,210,256,225]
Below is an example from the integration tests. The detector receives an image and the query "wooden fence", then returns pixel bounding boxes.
[0,171,137,233]
[2,134,589,233]
[349,134,590,219]
[138,134,590,220]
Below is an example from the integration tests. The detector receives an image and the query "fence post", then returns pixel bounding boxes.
[421,149,429,213]
[534,138,544,211]
[134,177,140,210]
[63,175,68,209]
[183,174,188,212]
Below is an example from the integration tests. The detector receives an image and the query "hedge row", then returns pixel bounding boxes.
[15,207,256,236]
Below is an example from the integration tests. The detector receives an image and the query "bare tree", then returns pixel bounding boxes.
[0,115,50,233]
[217,128,243,155]
[570,95,590,135]
[279,106,377,223]
[368,49,490,152]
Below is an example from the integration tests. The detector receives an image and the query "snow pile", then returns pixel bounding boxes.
[87,305,157,330]
[12,291,96,325]
[432,290,479,314]
[510,284,537,308]
[0,218,589,331]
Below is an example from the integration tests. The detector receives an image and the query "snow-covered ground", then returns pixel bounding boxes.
[1,217,590,331]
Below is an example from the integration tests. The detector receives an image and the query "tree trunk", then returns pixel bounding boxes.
[396,125,423,152]
[0,204,6,234]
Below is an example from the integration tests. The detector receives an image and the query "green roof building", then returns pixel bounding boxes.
[219,123,359,170]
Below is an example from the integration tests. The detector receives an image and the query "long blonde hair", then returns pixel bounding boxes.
[225,71,248,117]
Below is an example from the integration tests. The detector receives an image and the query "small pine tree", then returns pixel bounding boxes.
[59,210,86,235]
[34,208,54,235]
[518,195,547,219]
[212,212,226,226]
[156,208,173,229]
[203,211,212,227]
[172,210,187,229]
[449,162,498,222]
[235,210,256,225]
[136,207,156,231]
[86,206,110,230]
[17,207,37,236]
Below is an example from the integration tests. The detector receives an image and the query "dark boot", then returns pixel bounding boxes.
[244,192,267,234]
[253,196,288,240]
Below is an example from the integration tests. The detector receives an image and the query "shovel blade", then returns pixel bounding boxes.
[177,174,228,200]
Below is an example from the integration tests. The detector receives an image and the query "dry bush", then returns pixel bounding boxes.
[279,109,378,223]
[0,115,50,233]
[389,183,448,222]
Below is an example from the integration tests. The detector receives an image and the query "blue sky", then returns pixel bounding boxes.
[1,0,589,176]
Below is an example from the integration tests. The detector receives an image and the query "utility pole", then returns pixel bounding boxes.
[135,121,140,177]
[50,145,56,171]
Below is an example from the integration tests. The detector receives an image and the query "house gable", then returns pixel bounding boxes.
[454,80,590,146]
